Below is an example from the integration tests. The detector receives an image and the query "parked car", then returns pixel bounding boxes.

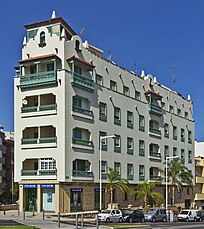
[196,211,204,221]
[122,210,145,223]
[144,208,167,222]
[178,209,197,222]
[97,209,123,223]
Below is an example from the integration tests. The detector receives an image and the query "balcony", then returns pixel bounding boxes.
[72,138,93,151]
[21,169,57,180]
[21,137,57,149]
[149,127,161,138]
[19,71,57,89]
[71,72,94,92]
[72,170,94,181]
[149,151,162,161]
[195,193,204,201]
[196,176,204,184]
[149,175,161,182]
[21,104,57,117]
[148,103,162,116]
[72,106,92,116]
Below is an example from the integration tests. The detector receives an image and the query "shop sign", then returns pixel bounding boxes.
[95,188,105,192]
[71,188,83,192]
[40,184,55,189]
[23,184,37,189]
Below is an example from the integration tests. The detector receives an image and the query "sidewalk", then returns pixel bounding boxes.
[0,210,99,229]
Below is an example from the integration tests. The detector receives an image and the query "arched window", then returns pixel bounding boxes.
[39,32,46,47]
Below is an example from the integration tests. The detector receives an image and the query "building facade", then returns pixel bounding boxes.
[14,13,195,213]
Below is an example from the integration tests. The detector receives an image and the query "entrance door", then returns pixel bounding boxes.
[94,190,105,209]
[42,189,55,212]
[25,188,37,211]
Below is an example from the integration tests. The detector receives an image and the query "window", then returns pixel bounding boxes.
[99,102,107,121]
[30,65,37,74]
[39,31,46,47]
[164,145,169,159]
[185,112,189,119]
[96,74,103,85]
[149,120,161,135]
[127,137,133,155]
[110,80,117,91]
[181,128,185,142]
[123,86,130,96]
[127,111,133,128]
[73,128,82,139]
[178,191,181,199]
[161,102,165,109]
[164,123,169,138]
[99,131,107,151]
[187,187,190,195]
[181,149,185,164]
[188,150,192,163]
[101,161,107,178]
[114,107,121,125]
[127,164,134,180]
[173,126,177,140]
[139,165,145,181]
[47,63,54,72]
[135,90,141,100]
[75,40,80,50]
[114,162,121,175]
[74,66,82,75]
[139,140,145,156]
[40,158,56,170]
[188,131,192,144]
[114,135,121,153]
[177,108,182,117]
[139,115,145,131]
[173,147,177,157]
[169,105,174,113]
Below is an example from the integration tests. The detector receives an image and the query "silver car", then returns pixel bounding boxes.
[97,209,123,223]
[144,208,167,222]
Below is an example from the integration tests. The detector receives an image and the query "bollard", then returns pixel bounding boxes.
[81,213,84,228]
[76,214,78,229]
[18,208,20,216]
[23,208,25,220]
[96,215,99,229]
[42,209,45,220]
[3,210,5,215]
[58,212,60,228]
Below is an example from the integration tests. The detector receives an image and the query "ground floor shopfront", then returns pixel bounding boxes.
[18,181,193,213]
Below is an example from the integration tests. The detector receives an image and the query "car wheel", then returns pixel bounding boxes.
[141,217,145,223]
[194,217,197,222]
[152,217,156,222]
[119,217,123,223]
[129,217,133,223]
[106,218,110,223]
[186,217,189,222]
[163,217,167,222]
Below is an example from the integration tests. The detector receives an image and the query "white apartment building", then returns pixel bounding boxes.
[14,12,195,213]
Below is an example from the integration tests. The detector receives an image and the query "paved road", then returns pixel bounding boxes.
[0,220,22,226]
[149,221,204,228]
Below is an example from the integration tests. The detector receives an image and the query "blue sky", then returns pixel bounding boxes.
[1,0,204,141]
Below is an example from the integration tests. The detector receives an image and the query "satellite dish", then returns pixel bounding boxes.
[22,99,28,105]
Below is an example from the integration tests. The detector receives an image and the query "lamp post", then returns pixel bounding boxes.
[99,135,115,211]
[165,156,179,210]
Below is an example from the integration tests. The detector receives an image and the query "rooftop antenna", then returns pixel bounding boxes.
[107,47,112,61]
[170,65,176,91]
[80,27,85,35]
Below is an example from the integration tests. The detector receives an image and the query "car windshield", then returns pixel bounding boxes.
[101,210,111,214]
[147,209,156,214]
[123,210,133,215]
[180,211,189,214]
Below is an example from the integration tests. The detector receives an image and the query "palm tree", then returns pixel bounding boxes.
[167,159,193,207]
[134,180,164,211]
[106,167,130,209]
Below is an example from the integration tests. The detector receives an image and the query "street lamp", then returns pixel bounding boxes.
[165,156,179,210]
[99,135,116,211]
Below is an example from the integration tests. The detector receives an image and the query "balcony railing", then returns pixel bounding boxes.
[21,104,57,113]
[173,135,177,140]
[139,175,145,181]
[101,144,107,151]
[127,174,133,180]
[149,151,161,158]
[149,127,161,135]
[72,106,92,116]
[139,126,145,132]
[149,175,161,181]
[71,72,94,92]
[21,169,57,176]
[127,148,133,155]
[21,137,57,144]
[72,138,93,146]
[101,173,107,179]
[99,114,107,122]
[139,149,145,156]
[148,103,162,116]
[114,118,121,126]
[72,170,93,177]
[114,146,121,153]
[20,71,57,88]
[127,122,133,129]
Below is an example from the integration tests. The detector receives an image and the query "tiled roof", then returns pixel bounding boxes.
[18,54,60,63]
[145,89,162,98]
[67,55,95,68]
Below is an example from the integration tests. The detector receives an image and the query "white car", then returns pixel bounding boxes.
[178,209,198,222]
[97,209,123,223]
